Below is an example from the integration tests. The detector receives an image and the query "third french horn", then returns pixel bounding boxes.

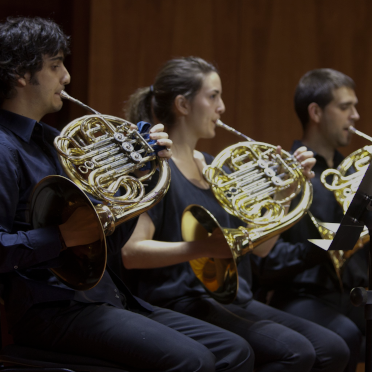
[311,126,371,284]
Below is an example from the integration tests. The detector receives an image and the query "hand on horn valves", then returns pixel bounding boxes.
[292,146,316,180]
[149,123,173,159]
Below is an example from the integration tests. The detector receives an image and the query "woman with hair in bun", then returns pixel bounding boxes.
[122,56,349,372]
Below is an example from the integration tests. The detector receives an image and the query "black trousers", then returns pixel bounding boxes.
[169,297,350,372]
[270,290,364,372]
[11,301,253,372]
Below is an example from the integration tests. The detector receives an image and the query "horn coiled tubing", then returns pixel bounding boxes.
[182,120,313,303]
[55,113,169,233]
[316,126,372,281]
[321,127,372,214]
[29,91,171,290]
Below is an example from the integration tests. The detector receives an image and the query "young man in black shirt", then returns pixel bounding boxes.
[257,68,365,372]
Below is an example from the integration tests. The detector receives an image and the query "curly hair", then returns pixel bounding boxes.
[294,68,355,129]
[125,57,218,127]
[0,17,70,104]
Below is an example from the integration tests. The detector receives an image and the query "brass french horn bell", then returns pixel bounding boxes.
[182,205,252,304]
[30,91,171,290]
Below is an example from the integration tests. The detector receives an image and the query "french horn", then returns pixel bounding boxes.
[312,126,371,282]
[181,120,313,303]
[29,91,171,290]
[321,127,372,213]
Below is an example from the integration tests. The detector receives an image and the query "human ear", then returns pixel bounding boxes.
[16,72,30,88]
[308,102,322,123]
[174,95,190,116]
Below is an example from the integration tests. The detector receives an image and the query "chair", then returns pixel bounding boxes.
[0,304,129,372]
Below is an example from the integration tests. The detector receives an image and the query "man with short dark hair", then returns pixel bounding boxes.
[0,16,253,372]
[256,68,365,372]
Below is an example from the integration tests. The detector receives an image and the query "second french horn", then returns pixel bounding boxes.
[181,120,313,303]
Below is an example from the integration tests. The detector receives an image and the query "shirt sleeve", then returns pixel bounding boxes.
[0,142,62,273]
[254,213,330,284]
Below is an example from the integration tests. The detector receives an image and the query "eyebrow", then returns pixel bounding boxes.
[339,100,358,105]
[48,56,64,62]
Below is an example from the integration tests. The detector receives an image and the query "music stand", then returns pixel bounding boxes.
[311,162,372,372]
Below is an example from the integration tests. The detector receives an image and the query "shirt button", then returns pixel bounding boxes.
[114,288,118,292]
[14,266,18,269]
[115,294,120,299]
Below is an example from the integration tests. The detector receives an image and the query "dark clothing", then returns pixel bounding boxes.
[256,140,368,292]
[13,302,251,372]
[169,296,349,372]
[270,292,363,372]
[0,109,253,372]
[0,109,148,328]
[128,153,252,308]
[125,155,350,372]
[255,140,367,372]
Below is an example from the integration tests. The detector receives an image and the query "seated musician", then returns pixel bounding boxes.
[254,68,366,372]
[0,16,255,372]
[122,56,350,372]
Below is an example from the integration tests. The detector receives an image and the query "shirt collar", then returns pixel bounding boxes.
[291,139,344,168]
[0,109,39,143]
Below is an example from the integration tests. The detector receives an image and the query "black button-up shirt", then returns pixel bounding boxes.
[0,109,150,329]
[256,140,368,294]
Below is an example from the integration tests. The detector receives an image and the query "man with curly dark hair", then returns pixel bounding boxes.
[0,17,70,104]
[0,17,253,372]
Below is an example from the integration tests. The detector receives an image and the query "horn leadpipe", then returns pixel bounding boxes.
[61,90,156,150]
[348,126,372,143]
[216,120,299,167]
[216,120,254,142]
[61,90,101,115]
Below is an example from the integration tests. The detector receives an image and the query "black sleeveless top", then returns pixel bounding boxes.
[125,153,253,307]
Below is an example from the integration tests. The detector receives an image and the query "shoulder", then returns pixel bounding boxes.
[0,127,19,165]
[194,150,205,161]
[194,150,214,165]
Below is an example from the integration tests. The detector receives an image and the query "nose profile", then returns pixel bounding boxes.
[351,106,360,121]
[218,98,226,114]
[62,65,71,86]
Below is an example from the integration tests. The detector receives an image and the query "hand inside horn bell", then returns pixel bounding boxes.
[59,206,101,249]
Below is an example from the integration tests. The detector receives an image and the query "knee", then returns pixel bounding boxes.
[287,339,316,372]
[214,334,254,372]
[228,337,255,372]
[256,339,316,372]
[184,343,253,372]
[313,332,350,372]
[188,351,216,372]
[272,333,316,372]
[336,321,363,354]
[248,322,316,372]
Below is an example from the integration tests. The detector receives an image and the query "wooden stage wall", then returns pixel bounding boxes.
[2,0,372,157]
[88,0,372,156]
